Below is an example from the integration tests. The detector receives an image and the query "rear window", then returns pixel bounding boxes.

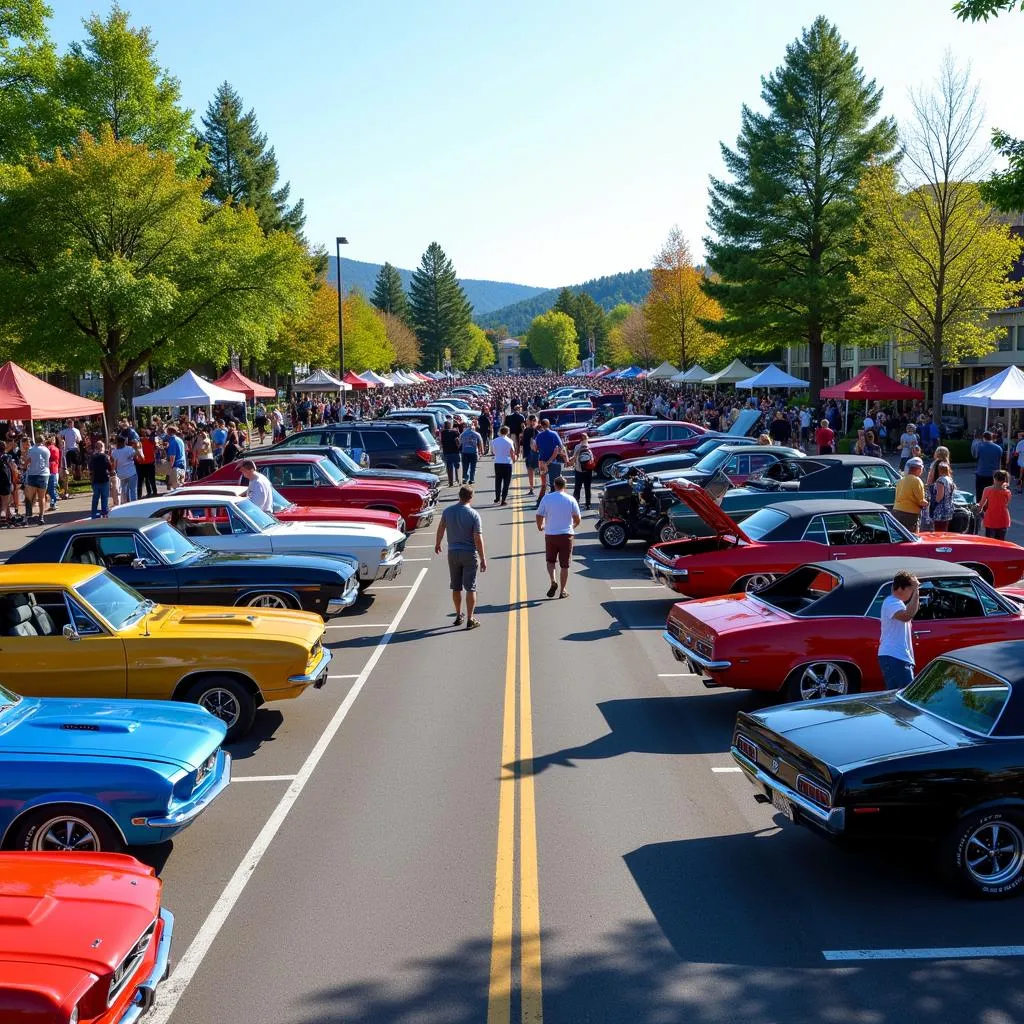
[414,426,439,450]
[902,659,1010,735]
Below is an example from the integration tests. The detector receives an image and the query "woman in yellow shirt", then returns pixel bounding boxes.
[893,457,927,533]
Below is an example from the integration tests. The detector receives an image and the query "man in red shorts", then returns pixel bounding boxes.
[535,475,581,599]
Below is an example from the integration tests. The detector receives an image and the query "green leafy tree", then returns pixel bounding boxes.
[525,311,578,373]
[409,241,472,369]
[459,323,494,371]
[0,128,311,430]
[199,81,305,236]
[381,311,420,368]
[705,16,898,399]
[953,0,1021,18]
[341,290,394,373]
[371,262,411,322]
[553,287,607,360]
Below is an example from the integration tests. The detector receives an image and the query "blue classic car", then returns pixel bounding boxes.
[0,685,230,852]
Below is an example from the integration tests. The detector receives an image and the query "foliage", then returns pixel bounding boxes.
[371,262,411,323]
[381,311,420,369]
[409,241,473,369]
[0,128,310,429]
[199,80,305,236]
[704,16,898,400]
[272,278,338,376]
[341,290,395,373]
[553,287,607,361]
[525,311,578,372]
[459,322,495,371]
[604,304,635,366]
[953,0,1022,18]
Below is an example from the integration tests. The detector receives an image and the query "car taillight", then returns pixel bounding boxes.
[415,449,432,463]
[796,774,832,808]
[736,734,759,763]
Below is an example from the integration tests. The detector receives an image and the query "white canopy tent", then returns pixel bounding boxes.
[646,361,680,381]
[294,369,349,392]
[359,370,392,387]
[703,358,756,385]
[736,364,810,389]
[670,364,709,383]
[943,365,1024,428]
[132,370,246,411]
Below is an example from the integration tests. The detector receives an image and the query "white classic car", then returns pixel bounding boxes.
[109,494,404,588]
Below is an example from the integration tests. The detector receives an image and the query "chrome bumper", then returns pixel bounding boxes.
[731,746,846,834]
[644,554,689,584]
[118,908,174,1022]
[288,644,333,685]
[146,753,231,829]
[661,630,731,671]
[413,505,436,527]
[375,553,404,582]
[326,583,359,615]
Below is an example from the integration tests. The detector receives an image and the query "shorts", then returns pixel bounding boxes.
[25,474,48,490]
[545,534,574,568]
[448,550,479,592]
[525,451,539,469]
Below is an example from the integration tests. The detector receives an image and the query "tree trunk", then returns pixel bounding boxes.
[102,372,127,439]
[930,344,944,421]
[807,326,824,405]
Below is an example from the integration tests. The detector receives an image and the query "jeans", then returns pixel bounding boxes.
[986,526,1008,540]
[879,655,915,690]
[119,474,138,502]
[444,453,460,485]
[46,473,58,506]
[91,481,109,518]
[547,461,564,488]
[494,463,512,502]
[461,451,478,483]
[573,469,592,507]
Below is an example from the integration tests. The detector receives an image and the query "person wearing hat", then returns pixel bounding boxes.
[893,457,928,533]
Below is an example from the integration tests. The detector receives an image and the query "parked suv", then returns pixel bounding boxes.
[275,423,444,476]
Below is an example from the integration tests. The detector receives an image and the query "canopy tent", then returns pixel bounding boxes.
[613,366,645,379]
[736,364,810,389]
[703,358,756,384]
[341,370,371,389]
[587,365,611,377]
[211,368,275,402]
[670,364,709,383]
[592,366,616,378]
[294,369,349,392]
[412,371,433,382]
[360,370,392,386]
[943,365,1024,428]
[646,361,680,381]
[0,361,104,423]
[390,371,416,384]
[820,366,924,401]
[132,370,245,409]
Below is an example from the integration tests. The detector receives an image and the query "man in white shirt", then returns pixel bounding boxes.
[491,425,516,505]
[238,459,274,512]
[536,476,581,599]
[878,570,920,690]
[62,420,82,480]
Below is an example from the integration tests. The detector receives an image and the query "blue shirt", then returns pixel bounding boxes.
[211,428,228,453]
[166,435,186,467]
[975,440,1003,476]
[534,428,562,462]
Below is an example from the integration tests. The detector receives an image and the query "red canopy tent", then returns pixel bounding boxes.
[341,370,372,389]
[211,368,275,402]
[0,361,104,429]
[819,366,924,401]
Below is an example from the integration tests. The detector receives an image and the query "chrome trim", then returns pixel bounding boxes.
[288,645,333,684]
[326,589,358,615]
[644,554,687,578]
[145,752,231,828]
[117,908,173,1023]
[662,631,731,671]
[732,746,846,834]
[374,553,404,580]
[109,918,157,1006]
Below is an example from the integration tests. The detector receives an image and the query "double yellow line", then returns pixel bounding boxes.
[488,474,543,1024]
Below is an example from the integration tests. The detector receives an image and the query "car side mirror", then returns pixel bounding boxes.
[62,624,80,642]
[131,557,147,569]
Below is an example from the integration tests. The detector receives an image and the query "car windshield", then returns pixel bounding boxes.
[618,422,652,441]
[738,507,790,540]
[317,458,346,484]
[901,658,1011,736]
[692,439,725,457]
[146,521,200,564]
[692,448,731,473]
[596,418,631,435]
[270,488,293,512]
[333,449,362,474]
[75,571,150,630]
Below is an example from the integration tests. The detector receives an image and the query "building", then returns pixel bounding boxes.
[498,338,521,372]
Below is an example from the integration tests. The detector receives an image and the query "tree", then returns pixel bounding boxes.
[953,0,1021,18]
[381,311,420,368]
[371,262,410,322]
[553,287,607,360]
[459,323,495,371]
[341,290,394,373]
[621,306,657,366]
[643,226,724,368]
[199,81,305,236]
[0,128,310,431]
[525,311,578,373]
[705,17,898,400]
[852,59,1024,411]
[271,280,338,378]
[408,241,472,369]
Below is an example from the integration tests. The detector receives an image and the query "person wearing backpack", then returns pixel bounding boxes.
[572,433,596,511]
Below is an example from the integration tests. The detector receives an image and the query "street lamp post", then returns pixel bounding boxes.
[335,236,349,379]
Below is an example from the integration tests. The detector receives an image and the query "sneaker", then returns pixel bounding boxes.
[466,618,481,630]
[559,590,570,599]
[546,582,558,598]
[454,612,465,626]
[37,516,45,525]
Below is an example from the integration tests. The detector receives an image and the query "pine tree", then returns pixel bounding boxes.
[199,81,305,237]
[371,262,411,323]
[408,242,472,369]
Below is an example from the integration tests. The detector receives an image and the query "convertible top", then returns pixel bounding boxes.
[763,499,894,520]
[942,640,1024,684]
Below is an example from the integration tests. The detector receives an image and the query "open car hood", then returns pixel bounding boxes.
[666,480,750,542]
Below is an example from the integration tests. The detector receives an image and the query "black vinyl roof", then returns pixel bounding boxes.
[764,499,897,519]
[944,641,1024,683]
[806,555,976,584]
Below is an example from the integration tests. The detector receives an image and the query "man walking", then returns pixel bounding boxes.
[972,430,1003,502]
[491,425,516,505]
[536,476,581,599]
[459,419,484,485]
[504,404,525,455]
[533,418,565,507]
[435,485,487,630]
[164,426,186,490]
[878,570,920,690]
[440,417,461,487]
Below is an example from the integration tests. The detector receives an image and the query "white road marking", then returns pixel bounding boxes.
[326,622,390,629]
[404,543,433,548]
[231,775,297,783]
[711,767,742,773]
[822,946,1024,961]
[403,557,432,562]
[327,673,359,679]
[609,585,663,590]
[657,673,689,677]
[148,567,429,1024]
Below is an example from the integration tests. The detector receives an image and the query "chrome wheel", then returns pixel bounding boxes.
[32,815,101,852]
[965,820,1024,887]
[246,593,289,608]
[198,688,242,728]
[658,521,678,543]
[744,573,776,593]
[796,662,850,701]
[599,523,628,548]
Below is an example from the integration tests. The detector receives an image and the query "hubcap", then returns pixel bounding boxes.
[33,816,100,852]
[744,574,776,593]
[798,662,849,700]
[659,523,677,542]
[247,594,288,608]
[199,688,241,728]
[603,525,626,546]
[965,821,1024,886]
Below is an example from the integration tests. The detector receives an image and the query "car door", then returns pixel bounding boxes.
[910,577,1014,666]
[88,532,180,604]
[651,424,693,453]
[850,465,898,505]
[824,511,896,561]
[268,461,320,506]
[360,429,399,467]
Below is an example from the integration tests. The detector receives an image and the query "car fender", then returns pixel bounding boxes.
[951,795,1024,822]
[1,792,131,848]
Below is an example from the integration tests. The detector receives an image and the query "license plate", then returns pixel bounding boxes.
[771,790,794,822]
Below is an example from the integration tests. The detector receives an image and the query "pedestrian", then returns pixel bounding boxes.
[61,419,82,482]
[239,459,274,512]
[89,440,111,519]
[164,426,186,490]
[459,419,484,485]
[878,570,920,690]
[929,461,954,532]
[864,430,882,459]
[194,429,216,478]
[521,414,539,495]
[973,430,1003,502]
[434,484,487,630]
[892,457,928,533]
[112,436,139,503]
[440,417,461,486]
[980,470,1012,540]
[45,434,60,511]
[898,422,918,470]
[137,429,158,497]
[571,433,595,510]
[491,425,516,505]
[533,418,565,507]
[536,475,581,599]
[814,418,834,455]
[1014,431,1024,493]
[478,406,492,454]
[504,404,525,455]
[769,411,791,445]
[24,435,50,525]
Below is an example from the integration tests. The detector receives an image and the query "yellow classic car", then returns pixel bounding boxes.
[0,564,331,740]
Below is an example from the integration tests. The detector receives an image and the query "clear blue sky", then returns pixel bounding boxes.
[48,0,1024,289]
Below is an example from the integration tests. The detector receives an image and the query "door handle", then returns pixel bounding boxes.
[913,629,931,635]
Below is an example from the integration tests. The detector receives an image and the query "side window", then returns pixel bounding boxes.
[281,464,315,486]
[646,425,669,442]
[725,456,744,476]
[261,465,287,487]
[669,425,693,439]
[63,536,102,565]
[226,507,253,536]
[95,534,150,567]
[820,513,856,544]
[851,468,872,489]
[747,453,776,475]
[973,581,1009,617]
[865,465,897,487]
[67,596,103,635]
[865,585,891,619]
[917,579,984,620]
[362,431,397,452]
[829,512,890,545]
[327,431,352,447]
[0,590,73,637]
[801,517,829,545]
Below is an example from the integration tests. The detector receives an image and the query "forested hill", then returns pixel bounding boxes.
[326,257,548,316]
[475,269,652,334]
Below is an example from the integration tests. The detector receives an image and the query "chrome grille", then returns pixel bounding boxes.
[108,919,157,1005]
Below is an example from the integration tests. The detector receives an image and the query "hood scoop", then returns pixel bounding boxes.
[0,895,56,927]
[178,612,257,625]
[34,720,139,735]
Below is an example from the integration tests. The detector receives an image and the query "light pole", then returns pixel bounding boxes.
[335,236,349,379]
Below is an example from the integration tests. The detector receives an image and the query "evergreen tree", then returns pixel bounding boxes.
[199,81,305,237]
[552,287,607,360]
[408,242,472,369]
[371,262,411,323]
[704,17,897,399]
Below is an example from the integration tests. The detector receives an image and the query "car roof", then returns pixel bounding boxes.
[0,563,104,586]
[122,493,246,508]
[944,641,1024,682]
[804,555,976,583]
[249,452,323,462]
[763,499,897,518]
[808,454,890,467]
[27,517,165,536]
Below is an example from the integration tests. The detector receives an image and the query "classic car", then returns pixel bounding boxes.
[585,421,708,478]
[666,455,979,537]
[663,556,1024,702]
[609,435,763,479]
[109,493,404,588]
[199,453,435,529]
[0,853,174,1020]
[0,564,330,739]
[646,491,1024,598]
[558,414,657,446]
[649,444,805,488]
[8,518,361,614]
[732,640,1024,898]
[263,441,441,495]
[0,679,227,850]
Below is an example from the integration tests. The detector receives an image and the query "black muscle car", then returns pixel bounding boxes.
[732,640,1024,898]
[7,518,360,617]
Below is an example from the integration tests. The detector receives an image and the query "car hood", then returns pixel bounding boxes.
[193,549,359,580]
[666,480,750,541]
[146,602,325,649]
[357,469,438,487]
[0,697,226,771]
[268,522,405,548]
[616,453,699,474]
[278,505,402,529]
[337,479,428,500]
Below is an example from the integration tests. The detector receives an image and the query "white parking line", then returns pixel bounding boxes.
[657,673,688,677]
[327,673,359,679]
[404,543,433,548]
[403,557,432,562]
[232,775,297,783]
[326,622,390,629]
[149,567,429,1024]
[609,585,663,590]
[711,767,742,773]
[822,946,1024,961]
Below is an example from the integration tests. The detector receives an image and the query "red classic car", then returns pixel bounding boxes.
[584,421,708,478]
[646,488,1024,598]
[200,453,436,528]
[558,414,658,447]
[663,556,1024,702]
[0,852,172,1022]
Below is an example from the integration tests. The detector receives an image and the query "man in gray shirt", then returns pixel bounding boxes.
[434,485,487,630]
[972,430,1003,501]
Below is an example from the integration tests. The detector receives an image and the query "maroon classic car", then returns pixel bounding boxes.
[583,421,708,478]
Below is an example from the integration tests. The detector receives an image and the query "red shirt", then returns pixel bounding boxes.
[47,445,59,474]
[138,437,157,465]
[815,426,835,449]
[982,485,1012,529]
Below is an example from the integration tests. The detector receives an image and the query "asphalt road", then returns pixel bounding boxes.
[4,464,1024,1022]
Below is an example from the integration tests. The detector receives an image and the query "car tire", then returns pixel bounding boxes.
[598,522,628,549]
[783,661,858,702]
[735,573,777,594]
[184,675,256,742]
[657,519,678,543]
[597,456,619,479]
[13,804,123,853]
[240,592,296,609]
[941,809,1024,899]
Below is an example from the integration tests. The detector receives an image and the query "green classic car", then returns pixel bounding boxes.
[665,455,980,537]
